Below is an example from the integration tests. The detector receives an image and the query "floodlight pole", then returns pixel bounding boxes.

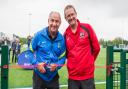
[28,13,32,36]
[122,18,124,44]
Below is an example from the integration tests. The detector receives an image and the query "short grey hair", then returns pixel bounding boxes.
[49,11,61,21]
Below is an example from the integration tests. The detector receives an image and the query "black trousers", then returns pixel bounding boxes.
[68,78,95,89]
[12,50,17,63]
[33,71,59,89]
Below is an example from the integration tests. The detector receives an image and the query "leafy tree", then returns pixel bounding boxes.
[19,37,27,45]
[113,37,123,45]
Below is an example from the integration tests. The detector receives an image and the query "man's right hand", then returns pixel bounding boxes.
[37,62,46,73]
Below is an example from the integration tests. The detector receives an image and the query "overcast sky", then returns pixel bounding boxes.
[0,0,128,40]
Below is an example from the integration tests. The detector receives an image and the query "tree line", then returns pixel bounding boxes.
[99,37,128,48]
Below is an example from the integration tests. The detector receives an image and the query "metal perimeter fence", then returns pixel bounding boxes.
[106,46,128,89]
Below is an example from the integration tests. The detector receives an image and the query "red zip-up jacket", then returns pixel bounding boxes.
[64,20,100,80]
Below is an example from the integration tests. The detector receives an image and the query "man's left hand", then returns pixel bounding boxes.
[50,64,57,72]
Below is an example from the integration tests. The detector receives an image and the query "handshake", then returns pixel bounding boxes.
[37,62,57,73]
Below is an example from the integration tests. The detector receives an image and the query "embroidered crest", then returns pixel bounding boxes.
[80,32,85,38]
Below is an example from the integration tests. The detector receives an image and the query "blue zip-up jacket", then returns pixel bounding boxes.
[31,27,66,81]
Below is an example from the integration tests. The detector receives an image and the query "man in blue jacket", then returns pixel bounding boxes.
[31,11,66,89]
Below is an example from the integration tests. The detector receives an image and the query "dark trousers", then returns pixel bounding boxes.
[33,71,59,89]
[68,78,95,89]
[15,50,20,63]
[12,50,17,63]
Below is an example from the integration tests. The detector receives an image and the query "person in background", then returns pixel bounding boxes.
[27,35,32,49]
[15,39,21,63]
[64,5,100,89]
[11,39,16,63]
[31,11,66,89]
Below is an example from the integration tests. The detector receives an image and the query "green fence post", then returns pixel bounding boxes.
[1,45,9,89]
[106,46,113,89]
[120,50,126,89]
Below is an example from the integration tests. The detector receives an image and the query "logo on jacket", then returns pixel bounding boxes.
[58,42,61,48]
[80,32,85,38]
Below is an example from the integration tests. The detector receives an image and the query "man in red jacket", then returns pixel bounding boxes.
[64,5,100,89]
